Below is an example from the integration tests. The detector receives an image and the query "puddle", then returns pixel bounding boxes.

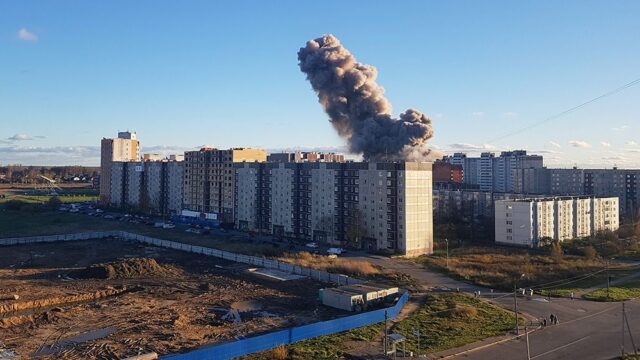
[31,326,116,356]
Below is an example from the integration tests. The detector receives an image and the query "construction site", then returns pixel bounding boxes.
[0,238,347,359]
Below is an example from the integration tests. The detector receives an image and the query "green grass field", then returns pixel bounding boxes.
[581,278,640,302]
[249,293,520,359]
[391,293,520,355]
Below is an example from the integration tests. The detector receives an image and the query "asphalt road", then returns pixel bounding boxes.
[348,253,640,360]
[466,298,640,360]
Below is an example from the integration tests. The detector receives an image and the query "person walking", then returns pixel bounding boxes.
[550,314,555,325]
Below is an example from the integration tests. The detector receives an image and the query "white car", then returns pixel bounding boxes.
[305,242,318,248]
[162,223,175,229]
[327,247,345,255]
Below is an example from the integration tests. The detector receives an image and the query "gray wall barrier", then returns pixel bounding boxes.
[0,231,362,286]
[164,291,410,360]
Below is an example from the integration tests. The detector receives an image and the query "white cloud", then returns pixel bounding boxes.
[626,140,638,146]
[612,125,629,132]
[549,141,562,148]
[503,112,518,119]
[471,112,485,118]
[7,134,33,141]
[600,142,611,148]
[568,140,591,148]
[434,113,444,119]
[0,145,100,166]
[17,28,38,42]
[626,149,640,153]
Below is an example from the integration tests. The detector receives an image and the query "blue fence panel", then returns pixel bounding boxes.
[164,291,409,360]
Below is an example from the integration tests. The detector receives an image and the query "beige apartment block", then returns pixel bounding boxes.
[183,147,266,223]
[100,131,140,205]
[495,196,620,247]
[234,161,433,257]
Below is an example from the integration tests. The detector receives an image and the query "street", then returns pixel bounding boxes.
[348,253,640,359]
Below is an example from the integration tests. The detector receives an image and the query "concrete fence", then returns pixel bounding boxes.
[0,231,362,286]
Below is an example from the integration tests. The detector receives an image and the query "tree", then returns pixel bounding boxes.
[344,208,367,249]
[583,245,597,260]
[46,196,62,210]
[550,241,563,260]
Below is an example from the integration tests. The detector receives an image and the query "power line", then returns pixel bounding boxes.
[487,76,640,144]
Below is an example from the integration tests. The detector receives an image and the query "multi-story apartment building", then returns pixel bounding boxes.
[182,147,267,223]
[267,151,345,163]
[432,160,463,184]
[109,159,184,216]
[100,131,140,205]
[235,161,433,257]
[447,150,543,193]
[495,196,619,247]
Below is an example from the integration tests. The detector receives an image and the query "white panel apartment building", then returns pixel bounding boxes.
[495,196,619,247]
[235,161,433,257]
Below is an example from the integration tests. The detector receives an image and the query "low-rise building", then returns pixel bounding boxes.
[495,196,619,247]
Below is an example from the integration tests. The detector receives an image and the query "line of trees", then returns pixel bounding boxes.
[0,166,99,184]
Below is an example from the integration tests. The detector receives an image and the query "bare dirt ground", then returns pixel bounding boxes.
[0,239,340,359]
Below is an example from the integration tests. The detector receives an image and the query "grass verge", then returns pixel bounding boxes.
[391,293,520,355]
[417,246,609,291]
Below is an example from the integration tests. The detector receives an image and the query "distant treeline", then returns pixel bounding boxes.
[0,165,100,184]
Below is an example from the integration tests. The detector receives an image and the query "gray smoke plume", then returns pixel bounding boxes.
[298,34,436,161]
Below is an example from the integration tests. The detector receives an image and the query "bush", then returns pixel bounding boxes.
[279,252,380,276]
[450,304,478,318]
[269,346,287,360]
[550,242,563,260]
[583,245,597,260]
[46,196,62,210]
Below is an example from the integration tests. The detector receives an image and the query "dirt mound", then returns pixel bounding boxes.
[72,258,168,279]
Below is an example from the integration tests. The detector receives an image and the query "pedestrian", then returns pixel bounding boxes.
[571,292,574,300]
[550,314,555,325]
[554,315,559,325]
[542,318,547,327]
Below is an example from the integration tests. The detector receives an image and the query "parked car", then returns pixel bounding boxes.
[305,242,318,248]
[327,247,346,255]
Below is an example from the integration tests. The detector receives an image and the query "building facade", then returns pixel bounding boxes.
[109,159,184,216]
[182,147,267,224]
[267,151,345,163]
[495,196,619,247]
[235,161,433,257]
[100,131,140,205]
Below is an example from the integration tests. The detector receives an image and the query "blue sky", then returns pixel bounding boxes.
[1,0,639,167]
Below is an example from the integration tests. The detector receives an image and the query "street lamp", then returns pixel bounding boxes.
[514,273,525,335]
[445,238,449,270]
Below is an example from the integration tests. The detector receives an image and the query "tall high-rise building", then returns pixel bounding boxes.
[235,161,433,257]
[100,131,140,205]
[182,147,267,223]
[447,150,543,193]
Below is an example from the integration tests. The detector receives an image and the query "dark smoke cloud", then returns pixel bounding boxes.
[298,34,436,161]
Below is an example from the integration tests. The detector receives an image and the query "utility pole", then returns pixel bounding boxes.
[621,302,625,358]
[384,309,388,355]
[607,259,610,300]
[445,238,449,270]
[623,302,639,357]
[525,325,531,360]
[514,283,519,335]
